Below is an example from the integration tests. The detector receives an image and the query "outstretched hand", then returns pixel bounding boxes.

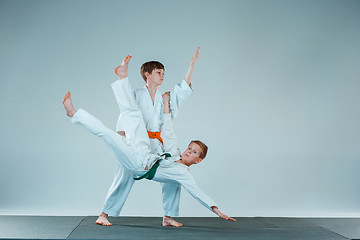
[217,211,237,222]
[190,47,200,66]
[184,47,200,85]
[212,206,236,222]
[115,55,132,79]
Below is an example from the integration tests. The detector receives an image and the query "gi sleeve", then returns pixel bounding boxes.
[169,79,193,119]
[161,114,181,157]
[178,170,217,211]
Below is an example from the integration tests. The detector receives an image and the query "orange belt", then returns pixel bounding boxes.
[147,131,163,144]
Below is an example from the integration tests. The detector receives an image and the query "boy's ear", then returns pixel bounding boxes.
[195,158,203,164]
[145,72,151,79]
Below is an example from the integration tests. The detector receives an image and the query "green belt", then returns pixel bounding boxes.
[134,153,171,181]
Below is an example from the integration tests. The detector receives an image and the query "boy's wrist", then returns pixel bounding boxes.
[163,104,170,113]
[211,206,219,212]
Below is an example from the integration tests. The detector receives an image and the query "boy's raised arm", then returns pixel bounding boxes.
[168,48,198,120]
[184,47,200,86]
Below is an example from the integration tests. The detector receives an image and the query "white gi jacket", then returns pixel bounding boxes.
[114,79,192,154]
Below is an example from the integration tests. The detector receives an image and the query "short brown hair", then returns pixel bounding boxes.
[190,140,208,159]
[140,61,165,82]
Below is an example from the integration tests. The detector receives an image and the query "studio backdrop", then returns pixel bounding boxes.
[0,0,359,217]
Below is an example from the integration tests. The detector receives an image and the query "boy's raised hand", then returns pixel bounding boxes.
[185,47,200,85]
[190,46,200,66]
[115,55,132,79]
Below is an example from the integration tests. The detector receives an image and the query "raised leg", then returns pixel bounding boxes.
[111,77,154,165]
[70,107,144,171]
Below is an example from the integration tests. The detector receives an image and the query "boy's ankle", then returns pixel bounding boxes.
[99,212,108,218]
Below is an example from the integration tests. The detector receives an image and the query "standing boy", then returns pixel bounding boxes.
[97,48,200,227]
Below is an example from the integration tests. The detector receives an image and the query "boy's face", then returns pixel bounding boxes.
[181,142,203,166]
[146,68,164,86]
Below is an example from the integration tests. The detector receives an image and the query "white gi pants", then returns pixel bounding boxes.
[103,168,180,216]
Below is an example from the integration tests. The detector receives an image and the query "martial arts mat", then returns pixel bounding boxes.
[1,216,360,240]
[306,218,360,240]
[0,216,84,239]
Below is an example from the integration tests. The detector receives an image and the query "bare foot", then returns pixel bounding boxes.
[115,55,132,79]
[62,92,77,117]
[95,212,113,226]
[162,216,183,227]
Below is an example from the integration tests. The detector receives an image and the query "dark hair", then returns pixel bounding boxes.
[190,140,208,159]
[140,61,165,82]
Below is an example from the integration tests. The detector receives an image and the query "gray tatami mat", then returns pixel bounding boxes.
[0,216,84,239]
[1,216,360,240]
[67,217,348,240]
[307,218,360,240]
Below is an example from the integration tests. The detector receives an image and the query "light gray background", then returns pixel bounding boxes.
[1,0,359,217]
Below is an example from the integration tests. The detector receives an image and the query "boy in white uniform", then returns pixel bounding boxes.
[98,49,199,227]
[62,77,236,224]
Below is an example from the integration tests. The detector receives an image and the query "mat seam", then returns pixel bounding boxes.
[306,220,351,240]
[65,216,86,239]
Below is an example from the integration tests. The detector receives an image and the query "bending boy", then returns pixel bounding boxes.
[63,79,236,224]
